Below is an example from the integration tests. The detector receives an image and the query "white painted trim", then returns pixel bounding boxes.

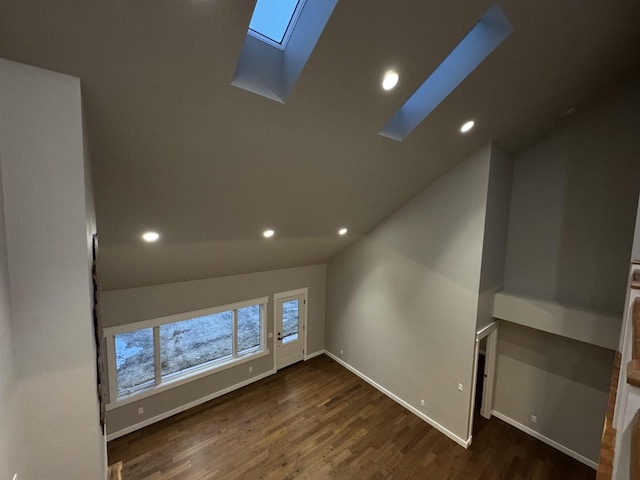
[107,335,118,404]
[106,349,270,410]
[303,350,324,361]
[153,326,161,385]
[467,341,481,444]
[467,322,499,442]
[324,350,469,448]
[273,287,308,370]
[491,410,597,469]
[273,287,308,299]
[482,327,498,420]
[475,321,497,341]
[104,296,269,337]
[106,369,276,441]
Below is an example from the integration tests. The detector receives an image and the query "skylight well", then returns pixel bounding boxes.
[248,0,305,50]
[379,4,512,141]
[232,0,338,103]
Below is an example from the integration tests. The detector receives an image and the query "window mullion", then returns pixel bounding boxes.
[232,309,238,358]
[261,304,266,351]
[154,326,161,384]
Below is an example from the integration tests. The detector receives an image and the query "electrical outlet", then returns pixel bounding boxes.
[340,349,344,355]
[530,414,537,424]
[138,407,144,415]
[457,383,463,392]
[420,399,425,407]
[249,366,253,373]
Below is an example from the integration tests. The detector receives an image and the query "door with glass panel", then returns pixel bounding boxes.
[275,293,305,369]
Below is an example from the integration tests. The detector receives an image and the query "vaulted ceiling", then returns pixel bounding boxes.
[1,0,639,289]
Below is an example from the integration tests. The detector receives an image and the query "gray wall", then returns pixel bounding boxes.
[0,160,20,480]
[503,80,640,316]
[476,145,513,330]
[325,145,494,442]
[495,322,613,461]
[0,58,106,479]
[495,78,640,463]
[104,264,326,435]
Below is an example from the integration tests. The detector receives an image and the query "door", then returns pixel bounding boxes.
[275,293,305,369]
[467,323,498,444]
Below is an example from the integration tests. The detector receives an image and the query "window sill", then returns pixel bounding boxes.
[106,349,270,411]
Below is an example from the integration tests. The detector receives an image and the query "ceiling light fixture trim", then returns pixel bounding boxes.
[142,231,160,242]
[382,71,399,91]
[460,120,475,133]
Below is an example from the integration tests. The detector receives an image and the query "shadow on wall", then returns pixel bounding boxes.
[496,321,614,460]
[503,80,640,319]
[554,85,640,316]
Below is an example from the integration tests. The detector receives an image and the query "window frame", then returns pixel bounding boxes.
[247,0,307,51]
[104,296,269,409]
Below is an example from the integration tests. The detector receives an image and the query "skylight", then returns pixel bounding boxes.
[379,4,512,141]
[248,0,305,49]
[233,0,338,103]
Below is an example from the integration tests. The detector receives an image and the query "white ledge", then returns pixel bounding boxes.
[493,291,621,350]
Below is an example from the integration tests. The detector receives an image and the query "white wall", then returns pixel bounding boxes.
[0,159,21,480]
[495,78,640,465]
[103,264,326,436]
[0,58,106,479]
[325,145,494,443]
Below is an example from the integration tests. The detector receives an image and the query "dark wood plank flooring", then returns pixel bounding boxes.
[108,355,595,479]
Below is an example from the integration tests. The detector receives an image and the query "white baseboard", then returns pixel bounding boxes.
[106,369,276,441]
[491,410,597,469]
[324,350,469,448]
[304,349,325,361]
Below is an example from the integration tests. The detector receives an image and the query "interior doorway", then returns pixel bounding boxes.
[467,322,498,444]
[273,288,307,370]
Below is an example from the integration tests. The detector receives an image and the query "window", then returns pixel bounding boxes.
[248,0,305,50]
[282,299,299,343]
[232,0,338,103]
[115,328,154,395]
[105,297,269,405]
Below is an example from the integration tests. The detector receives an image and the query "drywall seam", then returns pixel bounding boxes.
[325,350,469,448]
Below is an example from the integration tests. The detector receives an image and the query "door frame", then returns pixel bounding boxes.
[466,321,499,445]
[273,287,308,371]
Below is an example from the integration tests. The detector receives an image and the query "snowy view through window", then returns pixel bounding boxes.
[115,301,298,396]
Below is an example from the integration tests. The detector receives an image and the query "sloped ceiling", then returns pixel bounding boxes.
[1,0,639,290]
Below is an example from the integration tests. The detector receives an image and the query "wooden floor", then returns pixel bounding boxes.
[108,355,595,479]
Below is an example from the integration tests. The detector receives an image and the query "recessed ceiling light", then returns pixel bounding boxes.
[460,120,475,133]
[382,70,399,91]
[142,231,160,242]
[338,227,348,236]
[262,229,275,238]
